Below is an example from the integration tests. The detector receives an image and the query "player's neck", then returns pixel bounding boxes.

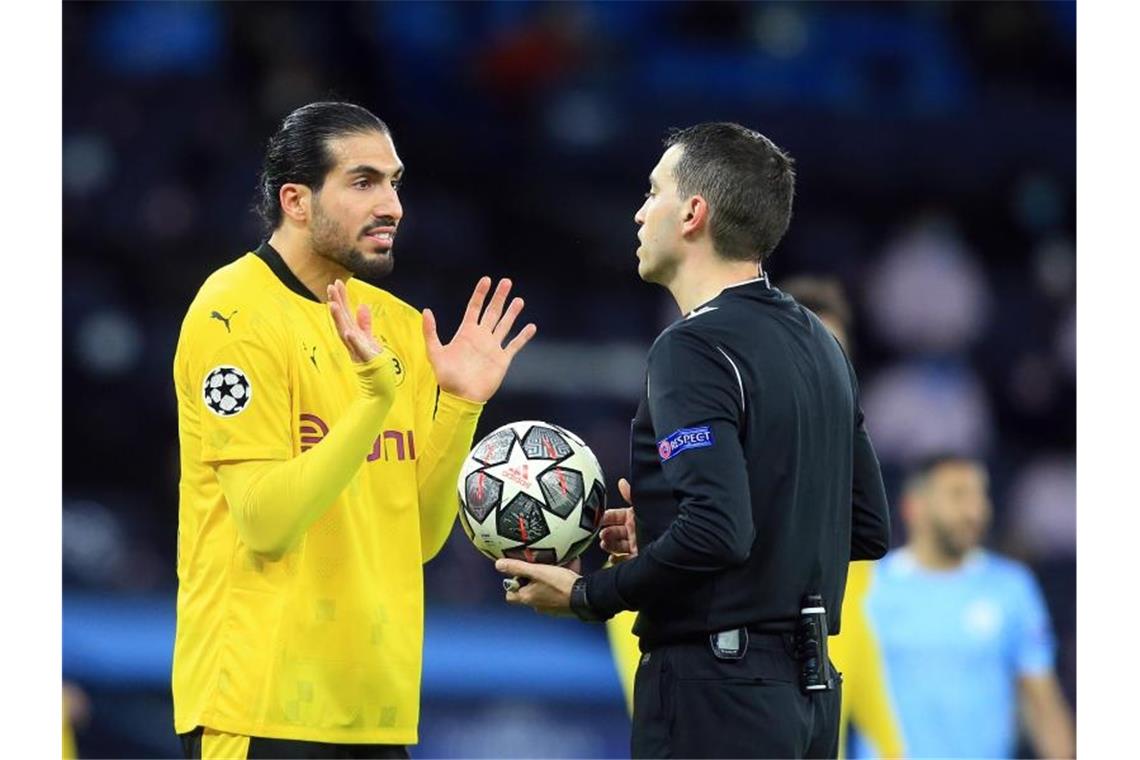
[268,229,352,303]
[909,540,967,571]
[668,257,764,315]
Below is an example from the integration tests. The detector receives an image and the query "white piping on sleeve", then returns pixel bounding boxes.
[714,344,746,414]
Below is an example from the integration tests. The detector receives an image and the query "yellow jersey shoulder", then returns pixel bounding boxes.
[179,254,293,352]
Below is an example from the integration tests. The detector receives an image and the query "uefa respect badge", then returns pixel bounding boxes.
[657,425,715,462]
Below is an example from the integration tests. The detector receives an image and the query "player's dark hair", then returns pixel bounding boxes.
[257,102,390,232]
[781,276,852,332]
[903,453,984,494]
[664,122,795,263]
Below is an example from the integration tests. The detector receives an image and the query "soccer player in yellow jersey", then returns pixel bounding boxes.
[603,276,905,758]
[172,102,536,759]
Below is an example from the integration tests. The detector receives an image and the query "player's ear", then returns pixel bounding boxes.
[279,183,311,224]
[680,195,709,237]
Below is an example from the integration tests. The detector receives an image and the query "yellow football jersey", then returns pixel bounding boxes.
[172,243,480,744]
[605,609,640,714]
[831,561,906,759]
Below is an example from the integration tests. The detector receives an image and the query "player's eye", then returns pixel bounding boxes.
[645,191,655,199]
[391,180,402,192]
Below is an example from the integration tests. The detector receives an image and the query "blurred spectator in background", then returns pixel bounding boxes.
[861,455,1075,759]
[783,276,905,760]
[63,681,90,759]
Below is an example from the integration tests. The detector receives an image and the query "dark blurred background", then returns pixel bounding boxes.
[62,2,1075,757]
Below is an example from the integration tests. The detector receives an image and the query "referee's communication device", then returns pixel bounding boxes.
[796,594,838,693]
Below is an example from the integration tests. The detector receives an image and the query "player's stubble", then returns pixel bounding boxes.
[310,195,396,281]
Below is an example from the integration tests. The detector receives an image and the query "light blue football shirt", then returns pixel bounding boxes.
[857,548,1056,759]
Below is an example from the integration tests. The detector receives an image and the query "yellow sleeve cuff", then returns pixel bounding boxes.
[435,389,485,418]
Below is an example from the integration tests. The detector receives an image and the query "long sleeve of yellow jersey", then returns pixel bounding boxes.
[215,353,398,559]
[413,385,484,562]
[832,562,907,759]
[845,600,906,759]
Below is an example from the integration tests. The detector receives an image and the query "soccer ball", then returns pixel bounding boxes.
[457,420,606,565]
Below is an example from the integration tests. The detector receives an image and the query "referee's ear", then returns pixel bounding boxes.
[279,182,312,225]
[680,194,710,237]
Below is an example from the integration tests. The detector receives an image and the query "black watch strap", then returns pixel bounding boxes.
[570,577,606,622]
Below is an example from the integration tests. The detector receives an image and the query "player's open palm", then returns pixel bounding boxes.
[423,276,537,403]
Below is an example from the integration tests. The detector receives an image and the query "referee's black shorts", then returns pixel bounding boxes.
[631,632,841,759]
[179,726,409,759]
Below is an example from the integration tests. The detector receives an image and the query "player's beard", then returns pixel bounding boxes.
[930,519,980,561]
[310,200,395,281]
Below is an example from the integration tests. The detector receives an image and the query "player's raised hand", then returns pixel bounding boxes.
[599,478,638,562]
[422,276,537,403]
[327,279,382,363]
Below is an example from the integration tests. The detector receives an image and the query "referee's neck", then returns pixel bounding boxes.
[670,260,766,315]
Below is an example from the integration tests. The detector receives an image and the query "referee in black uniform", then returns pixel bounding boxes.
[496,123,891,759]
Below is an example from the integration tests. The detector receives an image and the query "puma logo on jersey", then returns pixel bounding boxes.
[303,342,318,370]
[210,309,238,332]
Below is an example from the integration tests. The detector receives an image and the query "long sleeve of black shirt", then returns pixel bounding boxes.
[587,327,754,614]
[849,357,890,561]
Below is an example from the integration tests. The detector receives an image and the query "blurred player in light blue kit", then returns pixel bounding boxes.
[860,455,1074,759]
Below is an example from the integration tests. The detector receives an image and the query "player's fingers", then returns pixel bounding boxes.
[357,304,373,335]
[347,330,379,361]
[493,297,524,340]
[480,278,512,328]
[618,478,633,506]
[328,299,359,359]
[462,276,492,326]
[422,309,443,356]
[332,279,350,316]
[328,283,354,335]
[504,323,538,358]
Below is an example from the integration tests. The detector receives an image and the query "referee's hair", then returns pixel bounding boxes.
[664,122,795,264]
[903,452,984,495]
[257,102,390,233]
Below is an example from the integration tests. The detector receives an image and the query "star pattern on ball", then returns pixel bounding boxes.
[525,501,595,561]
[478,434,559,510]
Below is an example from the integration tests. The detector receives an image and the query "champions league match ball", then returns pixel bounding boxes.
[457,420,606,566]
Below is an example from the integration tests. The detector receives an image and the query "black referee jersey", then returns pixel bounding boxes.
[585,276,890,649]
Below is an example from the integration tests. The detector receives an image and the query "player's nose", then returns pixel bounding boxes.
[374,190,403,222]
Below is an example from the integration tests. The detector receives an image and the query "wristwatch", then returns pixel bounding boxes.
[570,577,606,623]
